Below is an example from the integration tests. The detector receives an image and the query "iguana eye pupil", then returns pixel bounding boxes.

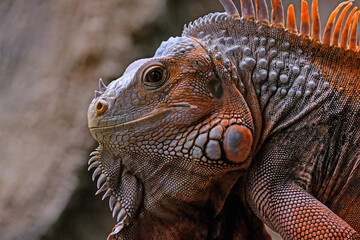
[149,69,162,82]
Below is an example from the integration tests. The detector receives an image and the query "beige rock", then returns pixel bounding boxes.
[0,1,163,239]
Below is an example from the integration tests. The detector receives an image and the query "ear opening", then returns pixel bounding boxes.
[207,78,224,99]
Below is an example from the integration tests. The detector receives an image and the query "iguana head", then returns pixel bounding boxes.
[87,35,254,239]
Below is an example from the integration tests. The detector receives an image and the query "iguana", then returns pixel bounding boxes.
[87,0,360,239]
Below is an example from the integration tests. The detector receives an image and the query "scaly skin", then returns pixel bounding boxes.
[88,37,266,239]
[87,1,360,239]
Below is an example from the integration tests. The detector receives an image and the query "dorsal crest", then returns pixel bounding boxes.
[183,0,360,54]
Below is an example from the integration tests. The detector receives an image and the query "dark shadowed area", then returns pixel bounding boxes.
[0,0,358,239]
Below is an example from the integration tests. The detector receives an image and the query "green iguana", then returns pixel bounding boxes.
[87,0,360,239]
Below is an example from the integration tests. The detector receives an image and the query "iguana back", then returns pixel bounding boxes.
[87,0,360,239]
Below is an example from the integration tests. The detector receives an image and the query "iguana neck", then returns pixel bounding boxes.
[183,12,360,150]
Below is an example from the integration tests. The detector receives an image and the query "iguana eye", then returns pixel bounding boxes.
[147,68,163,82]
[143,65,167,87]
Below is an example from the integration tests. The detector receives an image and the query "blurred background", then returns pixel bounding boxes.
[0,0,359,239]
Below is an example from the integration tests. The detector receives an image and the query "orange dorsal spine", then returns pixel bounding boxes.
[286,4,297,33]
[340,7,358,49]
[219,0,360,53]
[271,0,284,27]
[331,2,353,46]
[350,11,360,51]
[300,0,310,38]
[323,1,351,46]
[254,0,269,24]
[311,0,321,41]
[240,0,256,20]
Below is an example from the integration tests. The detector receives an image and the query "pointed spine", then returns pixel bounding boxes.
[254,0,269,24]
[311,0,321,41]
[92,167,102,181]
[109,196,116,211]
[271,0,284,27]
[240,0,255,20]
[300,0,310,37]
[332,2,353,46]
[90,151,99,157]
[88,161,99,171]
[95,90,102,98]
[117,208,127,222]
[96,182,109,195]
[99,78,107,92]
[349,11,360,51]
[102,188,112,200]
[97,174,106,188]
[323,1,351,46]
[112,202,121,217]
[340,7,357,49]
[88,155,99,165]
[286,5,297,33]
[219,0,240,17]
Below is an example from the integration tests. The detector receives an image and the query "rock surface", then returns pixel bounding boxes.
[0,0,164,239]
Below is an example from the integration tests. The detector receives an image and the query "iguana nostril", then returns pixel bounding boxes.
[95,100,108,115]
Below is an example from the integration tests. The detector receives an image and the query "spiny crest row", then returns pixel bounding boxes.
[219,0,360,52]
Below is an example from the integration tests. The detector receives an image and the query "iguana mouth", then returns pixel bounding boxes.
[88,146,144,235]
[88,102,197,131]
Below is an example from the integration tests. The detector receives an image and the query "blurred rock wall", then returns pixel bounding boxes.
[0,1,165,239]
[0,0,357,239]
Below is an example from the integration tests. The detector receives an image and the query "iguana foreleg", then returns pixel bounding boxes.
[246,144,359,239]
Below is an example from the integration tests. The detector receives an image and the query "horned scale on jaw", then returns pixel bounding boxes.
[88,0,360,239]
